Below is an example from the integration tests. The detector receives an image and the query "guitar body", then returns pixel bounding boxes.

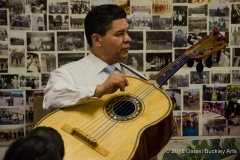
[36,76,174,160]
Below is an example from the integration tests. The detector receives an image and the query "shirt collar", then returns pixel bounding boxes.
[87,52,121,74]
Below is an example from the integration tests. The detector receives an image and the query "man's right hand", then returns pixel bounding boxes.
[94,74,129,97]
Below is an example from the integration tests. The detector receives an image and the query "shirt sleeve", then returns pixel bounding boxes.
[43,69,96,112]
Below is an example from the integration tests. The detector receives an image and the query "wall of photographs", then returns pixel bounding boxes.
[0,0,240,147]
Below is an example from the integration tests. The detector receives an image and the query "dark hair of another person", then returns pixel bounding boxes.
[84,4,127,47]
[3,136,62,160]
[27,126,65,159]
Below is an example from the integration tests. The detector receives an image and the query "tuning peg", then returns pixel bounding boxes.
[206,55,213,68]
[215,51,221,63]
[196,60,204,73]
[187,59,194,67]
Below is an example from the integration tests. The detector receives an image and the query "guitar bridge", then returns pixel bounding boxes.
[61,124,109,156]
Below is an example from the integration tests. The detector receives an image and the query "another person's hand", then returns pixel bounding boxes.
[94,74,129,97]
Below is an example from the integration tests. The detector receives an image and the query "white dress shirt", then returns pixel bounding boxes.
[43,52,145,113]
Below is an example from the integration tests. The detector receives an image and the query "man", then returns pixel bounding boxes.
[43,4,145,113]
[43,5,165,160]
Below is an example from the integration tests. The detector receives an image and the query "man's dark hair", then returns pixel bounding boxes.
[27,126,65,159]
[84,4,127,47]
[3,136,62,160]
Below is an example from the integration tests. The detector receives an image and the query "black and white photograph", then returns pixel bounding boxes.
[187,32,207,47]
[152,16,172,30]
[0,58,8,73]
[41,53,56,73]
[183,88,200,111]
[26,32,55,51]
[91,0,111,10]
[202,102,226,119]
[145,52,172,71]
[9,30,24,46]
[131,0,151,14]
[128,31,143,50]
[207,48,230,67]
[49,1,68,14]
[173,27,187,47]
[209,16,229,33]
[19,74,40,89]
[146,31,172,50]
[169,72,189,88]
[173,6,187,26]
[9,0,25,15]
[112,0,130,15]
[203,84,227,101]
[57,31,85,51]
[122,53,143,72]
[232,70,240,84]
[211,70,230,84]
[165,89,181,110]
[202,119,226,136]
[8,47,25,68]
[190,71,210,84]
[70,16,84,29]
[131,15,152,30]
[188,4,208,16]
[32,14,47,31]
[41,73,50,88]
[152,0,172,15]
[70,0,90,14]
[231,4,240,24]
[58,53,85,68]
[0,125,24,145]
[0,74,18,89]
[49,15,69,30]
[230,27,240,46]
[209,3,229,17]
[26,0,47,14]
[0,26,7,42]
[10,14,31,30]
[0,10,7,25]
[188,17,207,32]
[0,42,8,57]
[26,53,40,73]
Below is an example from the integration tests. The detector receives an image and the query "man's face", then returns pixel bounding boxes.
[98,18,131,64]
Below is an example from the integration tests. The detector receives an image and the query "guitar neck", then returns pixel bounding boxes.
[150,53,190,86]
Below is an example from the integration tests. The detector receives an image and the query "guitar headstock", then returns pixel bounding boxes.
[185,28,228,72]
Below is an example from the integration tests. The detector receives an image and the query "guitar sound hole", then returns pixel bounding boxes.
[104,95,144,122]
[113,101,135,117]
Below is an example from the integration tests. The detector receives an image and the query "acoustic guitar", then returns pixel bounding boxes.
[36,30,227,160]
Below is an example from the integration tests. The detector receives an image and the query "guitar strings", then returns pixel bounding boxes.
[78,79,152,131]
[79,80,158,141]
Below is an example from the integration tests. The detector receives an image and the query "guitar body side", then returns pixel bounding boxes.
[36,76,173,160]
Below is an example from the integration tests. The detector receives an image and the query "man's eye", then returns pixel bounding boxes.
[116,33,123,36]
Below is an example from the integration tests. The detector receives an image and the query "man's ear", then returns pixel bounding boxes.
[91,34,101,47]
